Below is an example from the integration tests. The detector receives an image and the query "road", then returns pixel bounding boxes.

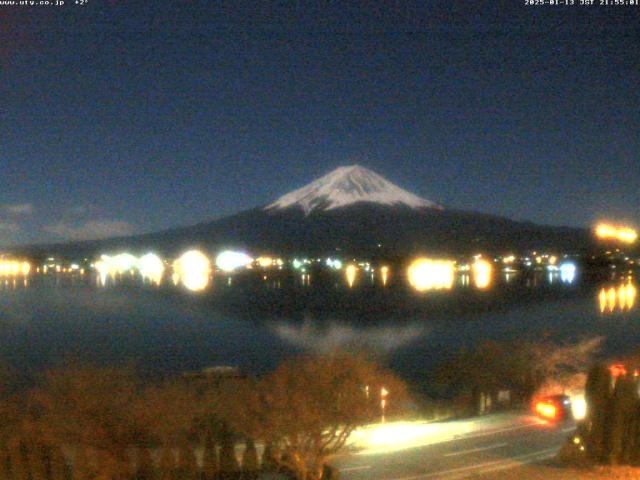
[335,413,576,480]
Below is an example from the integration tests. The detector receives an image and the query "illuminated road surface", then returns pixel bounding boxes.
[335,413,574,480]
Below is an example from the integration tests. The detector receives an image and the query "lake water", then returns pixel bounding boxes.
[0,272,638,384]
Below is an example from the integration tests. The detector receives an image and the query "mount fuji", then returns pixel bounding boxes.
[266,165,441,214]
[17,165,591,258]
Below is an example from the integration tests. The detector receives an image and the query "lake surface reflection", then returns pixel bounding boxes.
[0,271,638,382]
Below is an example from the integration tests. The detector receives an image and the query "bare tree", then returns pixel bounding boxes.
[256,352,409,480]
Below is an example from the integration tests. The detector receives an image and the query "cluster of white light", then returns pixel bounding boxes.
[559,262,577,284]
[407,258,455,292]
[292,258,312,270]
[138,253,165,284]
[173,250,211,291]
[325,258,343,270]
[94,253,164,285]
[215,250,253,273]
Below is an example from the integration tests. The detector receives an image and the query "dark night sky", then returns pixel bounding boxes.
[1,1,639,246]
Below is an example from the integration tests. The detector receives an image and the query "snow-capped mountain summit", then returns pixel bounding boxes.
[266,165,441,215]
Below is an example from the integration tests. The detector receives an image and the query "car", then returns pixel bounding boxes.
[533,394,572,421]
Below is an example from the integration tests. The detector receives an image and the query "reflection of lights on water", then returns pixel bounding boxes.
[596,223,638,244]
[216,250,252,272]
[380,266,389,286]
[560,262,576,284]
[346,264,358,288]
[174,250,211,291]
[407,258,454,292]
[607,287,617,312]
[138,253,164,285]
[95,255,116,286]
[599,283,637,313]
[472,259,492,290]
[95,253,139,284]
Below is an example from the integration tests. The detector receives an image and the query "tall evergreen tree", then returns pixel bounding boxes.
[607,375,639,465]
[585,363,613,462]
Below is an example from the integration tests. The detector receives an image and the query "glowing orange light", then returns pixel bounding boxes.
[627,283,637,309]
[607,287,617,312]
[618,284,628,310]
[380,266,389,286]
[472,259,493,290]
[596,223,638,244]
[346,264,358,288]
[407,258,455,292]
[599,283,637,313]
[256,256,274,268]
[599,289,607,313]
[503,255,516,264]
[610,364,627,378]
[535,401,557,420]
[0,259,31,277]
